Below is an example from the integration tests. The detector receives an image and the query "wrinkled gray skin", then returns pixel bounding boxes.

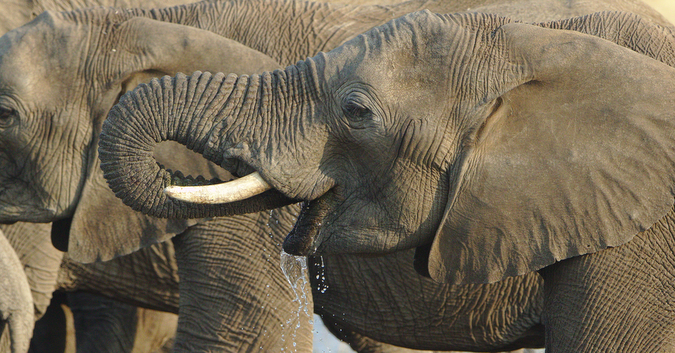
[0,230,33,353]
[0,224,60,322]
[1,1,214,352]
[0,222,61,353]
[0,222,179,353]
[100,5,675,352]
[0,0,194,35]
[0,2,357,350]
[0,0,402,351]
[3,0,671,352]
[1,1,189,352]
[27,290,177,353]
[0,2,336,351]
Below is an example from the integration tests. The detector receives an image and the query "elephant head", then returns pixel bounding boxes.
[100,10,675,284]
[0,9,285,262]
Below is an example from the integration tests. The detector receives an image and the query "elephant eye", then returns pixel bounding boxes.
[0,107,16,128]
[342,100,372,125]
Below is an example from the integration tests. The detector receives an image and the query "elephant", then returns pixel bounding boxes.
[0,229,33,353]
[1,1,190,352]
[3,0,673,351]
[0,221,180,353]
[0,1,386,351]
[28,290,177,353]
[0,2,365,351]
[1,2,208,352]
[99,5,675,352]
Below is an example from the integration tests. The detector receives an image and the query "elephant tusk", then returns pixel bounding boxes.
[164,172,272,204]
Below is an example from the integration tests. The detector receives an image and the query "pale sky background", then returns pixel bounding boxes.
[644,0,675,22]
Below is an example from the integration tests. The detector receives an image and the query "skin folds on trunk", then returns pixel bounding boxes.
[0,230,34,353]
[92,4,675,351]
[100,64,321,219]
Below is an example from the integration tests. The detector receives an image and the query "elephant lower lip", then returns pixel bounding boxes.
[283,190,340,256]
[283,201,322,256]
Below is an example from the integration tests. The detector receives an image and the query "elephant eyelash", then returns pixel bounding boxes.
[0,107,17,127]
[342,101,372,121]
[0,107,14,117]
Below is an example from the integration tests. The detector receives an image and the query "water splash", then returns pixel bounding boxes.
[280,251,313,352]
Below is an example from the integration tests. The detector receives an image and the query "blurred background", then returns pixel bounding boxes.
[645,0,675,22]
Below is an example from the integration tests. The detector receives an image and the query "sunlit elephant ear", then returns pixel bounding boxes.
[66,16,281,262]
[426,15,675,284]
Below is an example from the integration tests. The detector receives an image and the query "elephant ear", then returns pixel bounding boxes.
[425,15,675,284]
[66,16,281,262]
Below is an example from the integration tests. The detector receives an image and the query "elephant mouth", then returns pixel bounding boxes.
[282,189,342,256]
[51,218,73,252]
[283,201,322,255]
[162,171,338,256]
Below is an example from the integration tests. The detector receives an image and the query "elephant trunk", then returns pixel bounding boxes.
[100,60,326,219]
[0,232,34,353]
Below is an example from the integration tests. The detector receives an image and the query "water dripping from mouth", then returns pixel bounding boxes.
[280,251,313,352]
[315,256,329,294]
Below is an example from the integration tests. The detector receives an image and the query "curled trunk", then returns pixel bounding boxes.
[100,62,321,218]
[100,72,275,218]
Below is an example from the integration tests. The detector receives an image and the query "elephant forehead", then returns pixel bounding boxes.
[0,35,42,93]
[0,24,87,102]
[340,11,499,99]
[324,22,450,103]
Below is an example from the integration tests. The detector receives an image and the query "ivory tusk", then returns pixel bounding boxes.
[164,172,272,204]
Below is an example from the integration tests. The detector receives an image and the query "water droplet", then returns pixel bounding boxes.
[315,256,329,294]
[280,251,313,351]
